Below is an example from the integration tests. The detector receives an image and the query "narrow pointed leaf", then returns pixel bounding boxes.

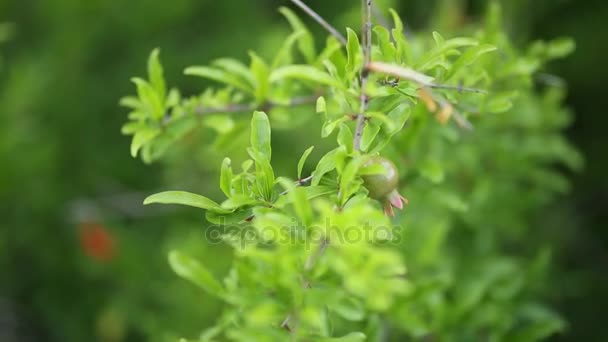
[144,191,230,213]
[250,111,271,159]
[168,251,225,297]
[297,146,315,179]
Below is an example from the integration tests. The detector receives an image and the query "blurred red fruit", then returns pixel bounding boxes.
[79,222,116,262]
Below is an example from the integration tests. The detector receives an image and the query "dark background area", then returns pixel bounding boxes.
[0,0,606,341]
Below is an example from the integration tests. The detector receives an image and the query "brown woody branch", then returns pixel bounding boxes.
[290,0,347,45]
[353,0,373,152]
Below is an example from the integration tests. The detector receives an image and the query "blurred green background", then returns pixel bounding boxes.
[0,0,606,341]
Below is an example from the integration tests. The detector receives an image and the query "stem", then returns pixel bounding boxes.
[243,175,314,224]
[353,0,373,152]
[281,2,369,330]
[367,61,487,93]
[366,61,434,86]
[279,175,313,196]
[290,0,347,45]
[304,238,329,271]
[434,95,474,130]
[194,95,318,116]
[428,84,488,94]
[281,315,293,332]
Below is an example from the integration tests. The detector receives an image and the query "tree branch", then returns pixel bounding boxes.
[353,0,373,152]
[290,0,347,45]
[367,61,487,93]
[366,61,434,86]
[368,62,480,130]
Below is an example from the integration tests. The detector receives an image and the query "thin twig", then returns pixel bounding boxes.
[420,87,474,131]
[371,2,391,30]
[367,61,434,86]
[434,95,474,131]
[370,62,479,130]
[353,0,373,152]
[290,0,347,45]
[428,84,488,94]
[195,103,253,115]
[280,315,292,332]
[279,175,314,196]
[304,238,329,271]
[194,95,318,116]
[367,61,487,93]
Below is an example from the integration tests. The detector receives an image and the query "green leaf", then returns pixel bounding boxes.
[168,250,225,297]
[337,124,353,154]
[273,185,335,208]
[366,111,396,132]
[322,116,349,137]
[373,26,396,61]
[131,77,164,120]
[546,38,575,59]
[248,148,275,202]
[250,111,272,159]
[316,96,327,114]
[339,157,366,205]
[297,146,315,179]
[312,148,339,186]
[319,332,366,342]
[121,121,144,135]
[143,191,230,213]
[386,102,412,134]
[389,9,412,63]
[432,31,445,46]
[345,28,363,78]
[484,92,517,113]
[281,179,313,226]
[206,209,252,225]
[416,36,478,71]
[332,296,365,321]
[361,124,381,152]
[166,88,181,107]
[390,8,404,33]
[130,127,161,157]
[270,65,338,87]
[147,48,166,101]
[242,160,254,172]
[419,159,445,184]
[212,57,255,86]
[249,52,270,102]
[203,115,235,134]
[184,66,254,94]
[315,36,343,67]
[445,44,497,81]
[508,304,565,342]
[221,195,263,210]
[484,1,503,43]
[279,7,316,63]
[119,96,142,110]
[272,30,305,68]
[220,158,233,197]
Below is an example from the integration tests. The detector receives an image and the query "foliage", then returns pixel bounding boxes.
[122,1,580,341]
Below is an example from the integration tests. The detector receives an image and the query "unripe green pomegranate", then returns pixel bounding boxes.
[361,156,408,216]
